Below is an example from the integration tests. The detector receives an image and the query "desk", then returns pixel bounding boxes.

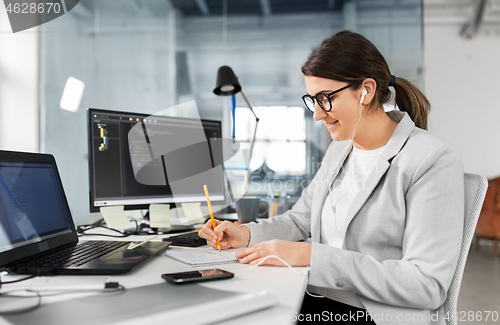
[0,234,308,325]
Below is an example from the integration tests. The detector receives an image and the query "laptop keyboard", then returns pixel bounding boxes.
[21,241,130,268]
[168,231,206,247]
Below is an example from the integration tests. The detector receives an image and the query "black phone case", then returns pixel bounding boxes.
[161,271,234,284]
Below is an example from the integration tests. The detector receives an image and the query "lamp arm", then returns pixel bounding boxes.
[240,89,259,122]
[239,88,259,195]
[243,119,259,195]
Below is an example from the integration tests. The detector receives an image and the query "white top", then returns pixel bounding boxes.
[319,144,386,308]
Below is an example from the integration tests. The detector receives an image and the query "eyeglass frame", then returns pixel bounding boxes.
[301,84,351,113]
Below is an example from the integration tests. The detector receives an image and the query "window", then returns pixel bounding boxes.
[235,106,306,176]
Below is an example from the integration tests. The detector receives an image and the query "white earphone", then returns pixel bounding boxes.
[351,89,367,140]
[360,89,367,104]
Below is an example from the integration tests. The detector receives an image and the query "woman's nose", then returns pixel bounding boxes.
[312,104,327,121]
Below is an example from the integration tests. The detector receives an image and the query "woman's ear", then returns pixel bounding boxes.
[361,78,377,105]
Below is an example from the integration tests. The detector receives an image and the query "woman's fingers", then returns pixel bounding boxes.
[235,245,256,258]
[207,239,230,250]
[201,221,231,250]
[239,251,263,264]
[197,220,212,237]
[236,240,301,266]
[251,256,286,266]
[198,219,220,242]
[199,220,252,250]
[249,257,264,266]
[199,221,251,249]
[213,221,234,241]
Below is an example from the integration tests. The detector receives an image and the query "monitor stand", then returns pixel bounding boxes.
[137,211,195,235]
[137,224,195,235]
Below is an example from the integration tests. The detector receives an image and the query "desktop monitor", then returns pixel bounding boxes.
[87,108,226,213]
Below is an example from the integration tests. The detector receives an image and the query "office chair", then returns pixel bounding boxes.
[444,173,488,325]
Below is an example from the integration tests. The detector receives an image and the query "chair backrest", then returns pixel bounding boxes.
[445,173,488,325]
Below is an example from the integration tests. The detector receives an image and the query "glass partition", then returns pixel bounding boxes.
[40,0,424,224]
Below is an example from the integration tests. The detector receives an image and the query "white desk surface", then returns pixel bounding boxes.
[0,234,309,325]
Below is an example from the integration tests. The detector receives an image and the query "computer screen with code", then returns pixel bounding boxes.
[87,108,225,212]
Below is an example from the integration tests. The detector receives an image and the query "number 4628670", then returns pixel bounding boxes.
[6,2,61,14]
[444,311,499,322]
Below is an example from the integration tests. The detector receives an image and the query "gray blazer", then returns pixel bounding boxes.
[246,111,464,325]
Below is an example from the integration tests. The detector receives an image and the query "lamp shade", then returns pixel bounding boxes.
[213,66,241,96]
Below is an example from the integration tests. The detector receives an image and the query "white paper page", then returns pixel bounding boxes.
[166,248,244,266]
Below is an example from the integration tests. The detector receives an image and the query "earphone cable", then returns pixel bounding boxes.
[327,99,364,245]
[238,255,326,298]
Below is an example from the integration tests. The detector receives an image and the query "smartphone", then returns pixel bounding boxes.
[161,269,234,284]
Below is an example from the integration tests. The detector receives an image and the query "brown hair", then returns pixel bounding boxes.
[301,31,430,130]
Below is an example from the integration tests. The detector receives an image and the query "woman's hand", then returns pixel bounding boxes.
[235,240,311,267]
[198,220,251,250]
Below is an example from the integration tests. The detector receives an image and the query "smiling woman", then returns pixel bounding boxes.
[303,75,398,150]
[199,30,464,325]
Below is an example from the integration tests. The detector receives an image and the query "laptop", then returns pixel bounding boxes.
[0,150,171,275]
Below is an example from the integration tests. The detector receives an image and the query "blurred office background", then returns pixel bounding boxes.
[1,0,500,225]
[1,0,426,225]
[1,0,500,319]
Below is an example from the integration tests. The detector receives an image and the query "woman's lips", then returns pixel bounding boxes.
[325,120,338,130]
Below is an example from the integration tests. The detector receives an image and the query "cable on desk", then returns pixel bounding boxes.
[237,255,322,298]
[76,217,138,238]
[237,255,305,275]
[0,274,38,288]
[0,290,42,315]
[0,283,126,315]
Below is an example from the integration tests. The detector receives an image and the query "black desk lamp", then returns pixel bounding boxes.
[214,66,259,196]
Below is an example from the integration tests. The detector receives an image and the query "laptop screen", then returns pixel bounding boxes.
[0,161,72,254]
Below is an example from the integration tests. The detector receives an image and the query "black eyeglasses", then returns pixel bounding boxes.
[302,84,351,113]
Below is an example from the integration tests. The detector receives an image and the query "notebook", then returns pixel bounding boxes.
[0,150,171,275]
[165,248,243,266]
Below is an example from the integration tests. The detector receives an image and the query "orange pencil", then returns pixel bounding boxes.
[203,185,220,252]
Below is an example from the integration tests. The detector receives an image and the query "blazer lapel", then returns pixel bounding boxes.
[343,159,390,230]
[343,111,416,234]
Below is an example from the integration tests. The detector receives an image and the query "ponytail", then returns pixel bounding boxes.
[392,77,430,130]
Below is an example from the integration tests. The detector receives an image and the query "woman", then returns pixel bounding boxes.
[199,31,464,325]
